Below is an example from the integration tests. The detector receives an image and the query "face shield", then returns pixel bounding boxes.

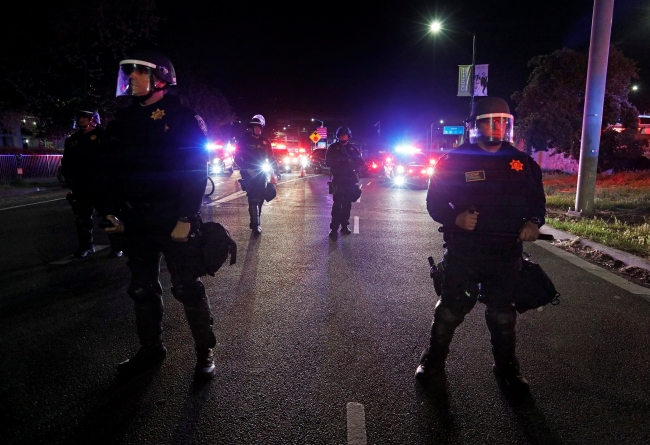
[116,59,157,97]
[468,113,514,144]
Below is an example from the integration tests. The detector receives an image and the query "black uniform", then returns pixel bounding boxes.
[61,127,122,256]
[234,131,276,231]
[325,141,365,231]
[103,94,216,369]
[421,141,546,382]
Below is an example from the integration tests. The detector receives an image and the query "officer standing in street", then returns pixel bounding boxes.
[102,49,218,380]
[234,114,277,235]
[415,97,546,394]
[325,126,365,239]
[61,108,123,258]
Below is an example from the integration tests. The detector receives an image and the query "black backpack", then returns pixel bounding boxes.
[514,256,561,314]
[199,221,237,277]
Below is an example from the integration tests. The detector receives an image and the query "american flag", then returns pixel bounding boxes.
[316,127,327,139]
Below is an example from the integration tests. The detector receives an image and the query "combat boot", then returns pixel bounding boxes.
[195,348,217,380]
[74,245,95,258]
[415,346,446,382]
[248,204,261,234]
[117,343,167,376]
[493,358,529,394]
[340,226,352,235]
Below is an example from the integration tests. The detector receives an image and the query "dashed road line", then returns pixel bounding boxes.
[353,216,360,234]
[346,402,367,445]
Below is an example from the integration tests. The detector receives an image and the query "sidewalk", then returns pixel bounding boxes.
[0,177,63,198]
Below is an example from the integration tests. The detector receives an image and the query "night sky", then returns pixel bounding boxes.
[155,0,649,143]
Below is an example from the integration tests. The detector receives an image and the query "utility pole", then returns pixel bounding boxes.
[574,0,614,215]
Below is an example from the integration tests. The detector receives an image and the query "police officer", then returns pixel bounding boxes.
[325,126,365,239]
[102,49,218,380]
[415,97,546,394]
[61,108,123,258]
[234,114,277,235]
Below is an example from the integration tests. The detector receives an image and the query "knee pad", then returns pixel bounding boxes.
[434,301,469,324]
[485,305,517,327]
[171,280,206,304]
[127,282,163,303]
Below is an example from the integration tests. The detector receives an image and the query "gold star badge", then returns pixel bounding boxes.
[89,135,97,140]
[509,159,524,171]
[151,109,166,120]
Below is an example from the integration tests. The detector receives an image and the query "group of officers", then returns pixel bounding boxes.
[61,48,546,395]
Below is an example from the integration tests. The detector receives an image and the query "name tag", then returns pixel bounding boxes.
[465,170,485,182]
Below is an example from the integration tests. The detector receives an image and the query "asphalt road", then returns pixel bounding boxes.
[1,172,649,445]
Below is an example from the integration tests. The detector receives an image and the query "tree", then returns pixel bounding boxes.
[512,46,639,162]
[0,0,160,142]
[175,70,238,142]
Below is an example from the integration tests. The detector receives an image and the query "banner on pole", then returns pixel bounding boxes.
[457,64,489,97]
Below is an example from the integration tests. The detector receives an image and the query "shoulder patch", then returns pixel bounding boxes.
[195,115,208,136]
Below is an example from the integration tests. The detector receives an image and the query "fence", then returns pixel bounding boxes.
[0,155,62,180]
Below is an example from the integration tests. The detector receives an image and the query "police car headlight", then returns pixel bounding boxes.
[211,165,222,174]
[396,165,405,174]
[427,167,434,175]
[394,176,405,186]
[284,157,290,164]
[261,163,271,173]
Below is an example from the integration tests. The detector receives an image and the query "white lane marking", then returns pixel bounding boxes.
[205,175,315,206]
[50,245,110,264]
[347,402,367,445]
[353,216,359,234]
[366,182,372,186]
[0,197,66,212]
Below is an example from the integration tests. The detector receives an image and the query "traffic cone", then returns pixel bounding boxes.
[300,166,305,178]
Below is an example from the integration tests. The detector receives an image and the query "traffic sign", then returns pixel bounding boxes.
[316,127,327,139]
[309,131,321,143]
[443,126,465,135]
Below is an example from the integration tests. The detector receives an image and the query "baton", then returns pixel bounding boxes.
[437,226,554,241]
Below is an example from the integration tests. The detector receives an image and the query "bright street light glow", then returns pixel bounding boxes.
[430,21,442,33]
[632,85,639,91]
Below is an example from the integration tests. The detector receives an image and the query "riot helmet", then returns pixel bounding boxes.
[116,49,177,98]
[336,126,351,139]
[467,97,514,144]
[73,109,100,130]
[248,114,266,128]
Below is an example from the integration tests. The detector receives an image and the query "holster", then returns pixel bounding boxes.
[428,256,445,296]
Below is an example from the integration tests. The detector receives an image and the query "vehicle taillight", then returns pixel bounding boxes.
[371,162,377,169]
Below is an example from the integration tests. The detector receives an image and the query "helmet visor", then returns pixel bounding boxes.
[116,60,156,97]
[469,113,514,144]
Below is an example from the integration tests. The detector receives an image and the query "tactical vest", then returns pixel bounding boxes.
[444,144,533,236]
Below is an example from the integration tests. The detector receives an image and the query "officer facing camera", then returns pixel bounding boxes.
[61,107,123,258]
[325,125,364,239]
[415,97,547,395]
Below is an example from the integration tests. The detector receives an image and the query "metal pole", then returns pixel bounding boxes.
[574,0,614,215]
[470,33,476,114]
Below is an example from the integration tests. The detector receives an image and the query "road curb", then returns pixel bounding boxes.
[540,225,650,273]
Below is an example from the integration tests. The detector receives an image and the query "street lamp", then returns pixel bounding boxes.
[430,21,476,115]
[311,118,324,127]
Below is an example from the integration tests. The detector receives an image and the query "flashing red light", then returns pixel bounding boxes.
[371,162,378,169]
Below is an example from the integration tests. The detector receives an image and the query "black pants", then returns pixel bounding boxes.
[123,227,216,352]
[241,170,267,228]
[69,192,122,252]
[330,185,355,230]
[426,249,522,367]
